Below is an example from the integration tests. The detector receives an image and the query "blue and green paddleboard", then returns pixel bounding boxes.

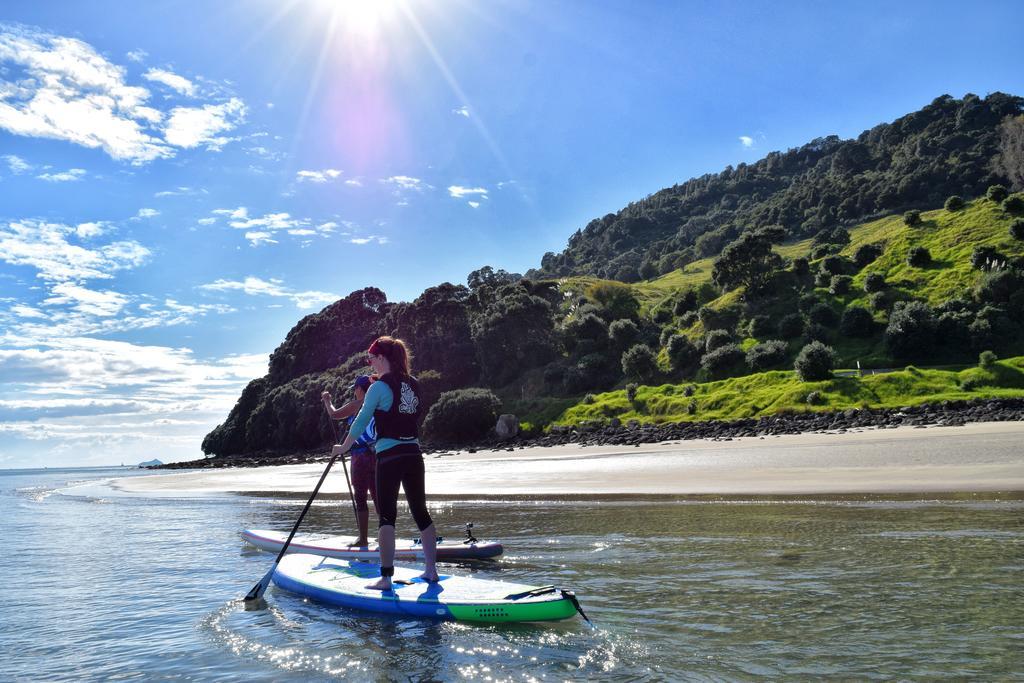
[271,553,585,623]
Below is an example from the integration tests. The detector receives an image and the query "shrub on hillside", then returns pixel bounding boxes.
[625,382,638,402]
[778,313,805,339]
[840,306,874,337]
[791,257,810,278]
[622,344,658,382]
[979,350,997,369]
[829,275,853,295]
[1010,219,1024,241]
[746,340,789,372]
[794,341,837,381]
[808,302,839,327]
[870,291,890,311]
[885,301,937,359]
[944,195,965,211]
[422,388,501,442]
[667,334,700,373]
[971,245,1008,271]
[747,315,774,338]
[673,290,698,316]
[820,255,848,277]
[1003,193,1024,214]
[799,292,819,312]
[969,318,995,354]
[679,310,698,327]
[608,318,640,350]
[975,269,1022,305]
[700,343,745,378]
[854,243,883,268]
[987,185,1009,202]
[810,244,837,260]
[704,328,733,353]
[863,272,887,293]
[659,325,676,347]
[803,322,830,343]
[903,210,922,226]
[562,313,608,353]
[683,384,696,397]
[907,246,932,267]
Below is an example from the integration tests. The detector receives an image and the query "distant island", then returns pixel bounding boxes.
[138,459,163,468]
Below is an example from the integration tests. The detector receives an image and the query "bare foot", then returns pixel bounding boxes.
[366,577,392,591]
[347,538,368,547]
[418,571,440,583]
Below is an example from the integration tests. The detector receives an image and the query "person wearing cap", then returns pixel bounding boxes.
[335,335,438,590]
[321,375,378,547]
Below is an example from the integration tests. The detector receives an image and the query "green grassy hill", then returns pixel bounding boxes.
[510,196,1024,431]
[553,357,1024,427]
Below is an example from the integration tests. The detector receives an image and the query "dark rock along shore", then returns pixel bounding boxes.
[155,397,1024,470]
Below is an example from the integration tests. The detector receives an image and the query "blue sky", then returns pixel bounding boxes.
[2,0,1023,467]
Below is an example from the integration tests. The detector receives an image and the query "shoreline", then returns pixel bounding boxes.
[155,396,1024,471]
[115,421,1024,497]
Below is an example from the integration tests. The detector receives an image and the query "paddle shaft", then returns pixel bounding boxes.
[270,436,345,566]
[328,417,360,529]
[244,421,351,602]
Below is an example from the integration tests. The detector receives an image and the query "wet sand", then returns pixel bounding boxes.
[113,421,1024,496]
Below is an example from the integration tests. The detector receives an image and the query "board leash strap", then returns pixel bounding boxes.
[503,585,558,600]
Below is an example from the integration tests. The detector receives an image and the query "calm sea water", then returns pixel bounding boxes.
[2,466,1023,681]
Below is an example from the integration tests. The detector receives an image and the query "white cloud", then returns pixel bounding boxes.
[0,219,150,281]
[244,231,277,246]
[206,207,338,246]
[739,135,754,148]
[75,222,106,238]
[0,25,173,163]
[135,208,159,219]
[349,235,388,245]
[125,49,148,63]
[0,25,246,164]
[43,283,129,317]
[452,105,470,117]
[383,175,426,191]
[37,168,86,182]
[468,201,480,209]
[344,178,363,187]
[11,304,45,319]
[3,154,31,174]
[197,217,217,225]
[163,97,246,150]
[296,168,342,183]
[448,185,488,199]
[154,186,206,197]
[143,68,196,96]
[199,276,337,309]
[0,336,268,465]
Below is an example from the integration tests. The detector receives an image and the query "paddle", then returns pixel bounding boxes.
[328,417,360,529]
[243,421,350,603]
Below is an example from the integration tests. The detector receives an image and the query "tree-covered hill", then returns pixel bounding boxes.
[527,93,1023,283]
[202,94,1024,458]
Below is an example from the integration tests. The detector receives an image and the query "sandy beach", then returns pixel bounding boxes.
[112,421,1024,496]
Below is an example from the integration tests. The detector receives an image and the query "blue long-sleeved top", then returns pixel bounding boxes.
[348,380,418,454]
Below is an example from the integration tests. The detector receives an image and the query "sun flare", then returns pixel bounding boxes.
[314,0,401,38]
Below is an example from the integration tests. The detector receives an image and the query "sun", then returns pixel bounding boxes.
[314,0,401,39]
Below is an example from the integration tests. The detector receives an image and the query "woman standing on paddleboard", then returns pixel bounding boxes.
[322,374,378,547]
[334,336,438,589]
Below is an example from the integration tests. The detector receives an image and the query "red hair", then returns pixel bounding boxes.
[367,336,412,376]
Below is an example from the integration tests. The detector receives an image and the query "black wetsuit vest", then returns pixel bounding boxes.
[373,373,421,441]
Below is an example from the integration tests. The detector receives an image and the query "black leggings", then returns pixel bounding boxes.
[375,446,433,531]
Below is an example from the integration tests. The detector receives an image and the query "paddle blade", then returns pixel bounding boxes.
[244,567,274,603]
